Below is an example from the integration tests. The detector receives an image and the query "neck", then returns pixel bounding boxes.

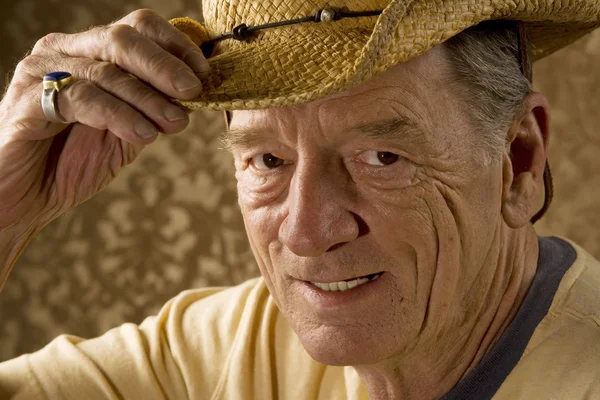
[354,226,540,400]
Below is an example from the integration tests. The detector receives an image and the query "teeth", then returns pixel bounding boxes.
[311,273,382,292]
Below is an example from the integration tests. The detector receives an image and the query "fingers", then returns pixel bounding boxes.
[61,79,160,142]
[79,59,192,134]
[118,9,210,75]
[10,54,191,144]
[31,9,210,100]
[4,8,208,144]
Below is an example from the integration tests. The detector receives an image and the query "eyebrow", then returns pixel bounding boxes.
[220,126,273,151]
[220,116,423,151]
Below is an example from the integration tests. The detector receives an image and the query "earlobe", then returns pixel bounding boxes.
[501,93,551,228]
[502,161,537,228]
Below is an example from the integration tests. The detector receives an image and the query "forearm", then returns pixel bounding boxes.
[0,222,38,292]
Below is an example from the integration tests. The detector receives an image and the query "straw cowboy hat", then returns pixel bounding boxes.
[169,0,600,111]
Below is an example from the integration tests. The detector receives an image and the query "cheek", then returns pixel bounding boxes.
[236,168,290,209]
[241,205,280,263]
[236,168,288,267]
[236,164,292,269]
[404,168,506,340]
[238,187,288,300]
[366,184,440,303]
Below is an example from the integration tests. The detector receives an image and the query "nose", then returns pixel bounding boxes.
[278,159,359,257]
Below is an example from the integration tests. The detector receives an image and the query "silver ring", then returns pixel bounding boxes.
[41,72,74,124]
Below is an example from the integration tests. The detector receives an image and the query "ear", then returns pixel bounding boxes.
[501,92,551,228]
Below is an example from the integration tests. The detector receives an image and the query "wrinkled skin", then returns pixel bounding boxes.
[229,45,549,399]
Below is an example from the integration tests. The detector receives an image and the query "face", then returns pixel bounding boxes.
[228,45,506,366]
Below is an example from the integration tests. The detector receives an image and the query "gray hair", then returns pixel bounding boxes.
[443,21,533,164]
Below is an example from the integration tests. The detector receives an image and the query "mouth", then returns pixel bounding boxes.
[309,272,384,292]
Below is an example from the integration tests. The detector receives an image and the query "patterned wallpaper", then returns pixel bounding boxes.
[0,0,599,361]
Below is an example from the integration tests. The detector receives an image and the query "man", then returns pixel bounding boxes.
[0,0,599,399]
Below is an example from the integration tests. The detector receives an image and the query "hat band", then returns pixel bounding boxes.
[200,7,383,56]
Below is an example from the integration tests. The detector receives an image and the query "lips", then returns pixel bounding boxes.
[309,272,384,292]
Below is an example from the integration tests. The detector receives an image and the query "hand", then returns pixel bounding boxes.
[0,9,209,234]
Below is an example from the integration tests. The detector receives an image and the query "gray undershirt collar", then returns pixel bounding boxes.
[438,236,576,400]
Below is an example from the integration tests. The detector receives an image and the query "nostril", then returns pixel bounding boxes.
[327,242,346,252]
[352,212,370,237]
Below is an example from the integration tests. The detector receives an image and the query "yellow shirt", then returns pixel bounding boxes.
[1,237,599,399]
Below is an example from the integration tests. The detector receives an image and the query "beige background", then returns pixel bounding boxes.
[0,1,598,361]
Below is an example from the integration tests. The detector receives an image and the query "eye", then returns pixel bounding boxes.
[358,151,400,166]
[251,153,291,170]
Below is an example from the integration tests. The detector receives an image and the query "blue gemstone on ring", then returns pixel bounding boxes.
[43,72,72,82]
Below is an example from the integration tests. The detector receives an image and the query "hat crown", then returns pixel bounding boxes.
[202,0,390,35]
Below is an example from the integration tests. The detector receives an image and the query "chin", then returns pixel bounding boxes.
[296,324,395,366]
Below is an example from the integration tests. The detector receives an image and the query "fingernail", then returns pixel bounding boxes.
[135,119,158,139]
[174,69,202,92]
[164,105,189,122]
[185,50,211,74]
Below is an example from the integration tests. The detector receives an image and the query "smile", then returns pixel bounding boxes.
[310,272,383,292]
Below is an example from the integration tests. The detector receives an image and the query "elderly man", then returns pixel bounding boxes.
[0,0,599,399]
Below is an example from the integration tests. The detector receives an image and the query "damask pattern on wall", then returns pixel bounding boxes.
[0,0,599,361]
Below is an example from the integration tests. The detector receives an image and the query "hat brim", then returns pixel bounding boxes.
[172,18,380,111]
[171,0,599,111]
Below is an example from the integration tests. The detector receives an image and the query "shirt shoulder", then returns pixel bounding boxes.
[0,277,367,400]
[495,239,600,399]
[0,278,268,399]
[546,239,600,323]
